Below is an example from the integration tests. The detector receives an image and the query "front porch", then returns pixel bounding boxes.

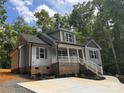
[51,45,84,75]
[51,44,103,76]
[52,46,84,63]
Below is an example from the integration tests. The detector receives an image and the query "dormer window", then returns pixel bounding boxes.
[66,33,73,42]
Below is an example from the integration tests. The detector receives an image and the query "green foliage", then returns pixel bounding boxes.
[13,16,36,34]
[0,0,6,24]
[69,1,94,41]
[69,0,124,75]
[0,24,17,68]
[34,9,53,32]
[0,16,36,68]
[34,9,70,32]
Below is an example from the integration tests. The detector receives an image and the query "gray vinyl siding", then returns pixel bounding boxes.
[87,41,98,48]
[85,47,102,66]
[49,31,61,41]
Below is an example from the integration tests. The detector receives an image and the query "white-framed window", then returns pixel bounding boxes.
[58,49,67,56]
[65,33,73,42]
[89,50,98,59]
[36,47,47,59]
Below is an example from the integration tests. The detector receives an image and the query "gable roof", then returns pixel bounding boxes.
[20,33,101,49]
[47,28,75,35]
[20,34,48,45]
[82,39,101,50]
[37,32,57,45]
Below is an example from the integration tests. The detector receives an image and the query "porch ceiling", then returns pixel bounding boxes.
[58,43,82,49]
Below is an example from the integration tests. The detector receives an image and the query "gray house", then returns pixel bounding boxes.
[10,28,103,76]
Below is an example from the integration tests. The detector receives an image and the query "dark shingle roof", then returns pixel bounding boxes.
[37,33,57,45]
[21,34,48,45]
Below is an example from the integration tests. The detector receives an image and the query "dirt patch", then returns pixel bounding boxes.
[0,69,34,93]
[0,69,32,83]
[0,69,11,72]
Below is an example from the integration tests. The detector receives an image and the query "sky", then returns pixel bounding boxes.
[4,0,90,26]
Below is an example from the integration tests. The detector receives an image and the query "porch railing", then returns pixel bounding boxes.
[51,56,103,76]
[58,56,79,63]
[79,58,103,76]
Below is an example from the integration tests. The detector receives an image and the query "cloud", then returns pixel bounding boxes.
[9,0,91,24]
[24,0,33,5]
[65,0,89,4]
[34,4,56,17]
[54,0,91,5]
[10,0,36,23]
[10,0,56,23]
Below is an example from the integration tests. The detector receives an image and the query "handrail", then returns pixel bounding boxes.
[79,58,103,76]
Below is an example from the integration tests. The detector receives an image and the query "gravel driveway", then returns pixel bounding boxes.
[0,71,34,93]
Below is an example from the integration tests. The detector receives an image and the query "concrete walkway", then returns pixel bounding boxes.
[18,76,124,93]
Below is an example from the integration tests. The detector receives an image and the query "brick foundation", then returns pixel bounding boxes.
[59,63,80,75]
[11,68,18,73]
[31,66,51,75]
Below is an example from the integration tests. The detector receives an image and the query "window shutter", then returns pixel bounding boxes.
[36,47,39,59]
[45,48,47,59]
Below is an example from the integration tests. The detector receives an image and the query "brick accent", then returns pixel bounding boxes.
[51,63,59,75]
[31,66,51,75]
[11,68,18,73]
[59,63,80,75]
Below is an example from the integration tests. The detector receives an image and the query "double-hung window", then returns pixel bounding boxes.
[89,50,98,59]
[65,33,73,42]
[58,49,67,56]
[36,47,47,59]
[40,48,45,58]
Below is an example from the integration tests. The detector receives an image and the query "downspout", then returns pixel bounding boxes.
[56,43,59,77]
[30,43,32,76]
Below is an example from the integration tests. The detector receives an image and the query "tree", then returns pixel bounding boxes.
[0,24,17,68]
[0,16,36,68]
[92,0,124,75]
[69,0,124,75]
[52,13,70,30]
[69,1,94,42]
[34,9,53,32]
[13,16,36,34]
[0,0,6,24]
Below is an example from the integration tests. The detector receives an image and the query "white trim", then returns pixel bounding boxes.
[77,49,79,62]
[18,44,25,49]
[67,47,70,63]
[74,34,76,44]
[89,50,98,59]
[60,31,63,41]
[36,47,46,59]
[86,39,102,50]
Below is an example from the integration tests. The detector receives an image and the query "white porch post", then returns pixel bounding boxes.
[82,48,85,62]
[77,49,79,62]
[67,47,70,62]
